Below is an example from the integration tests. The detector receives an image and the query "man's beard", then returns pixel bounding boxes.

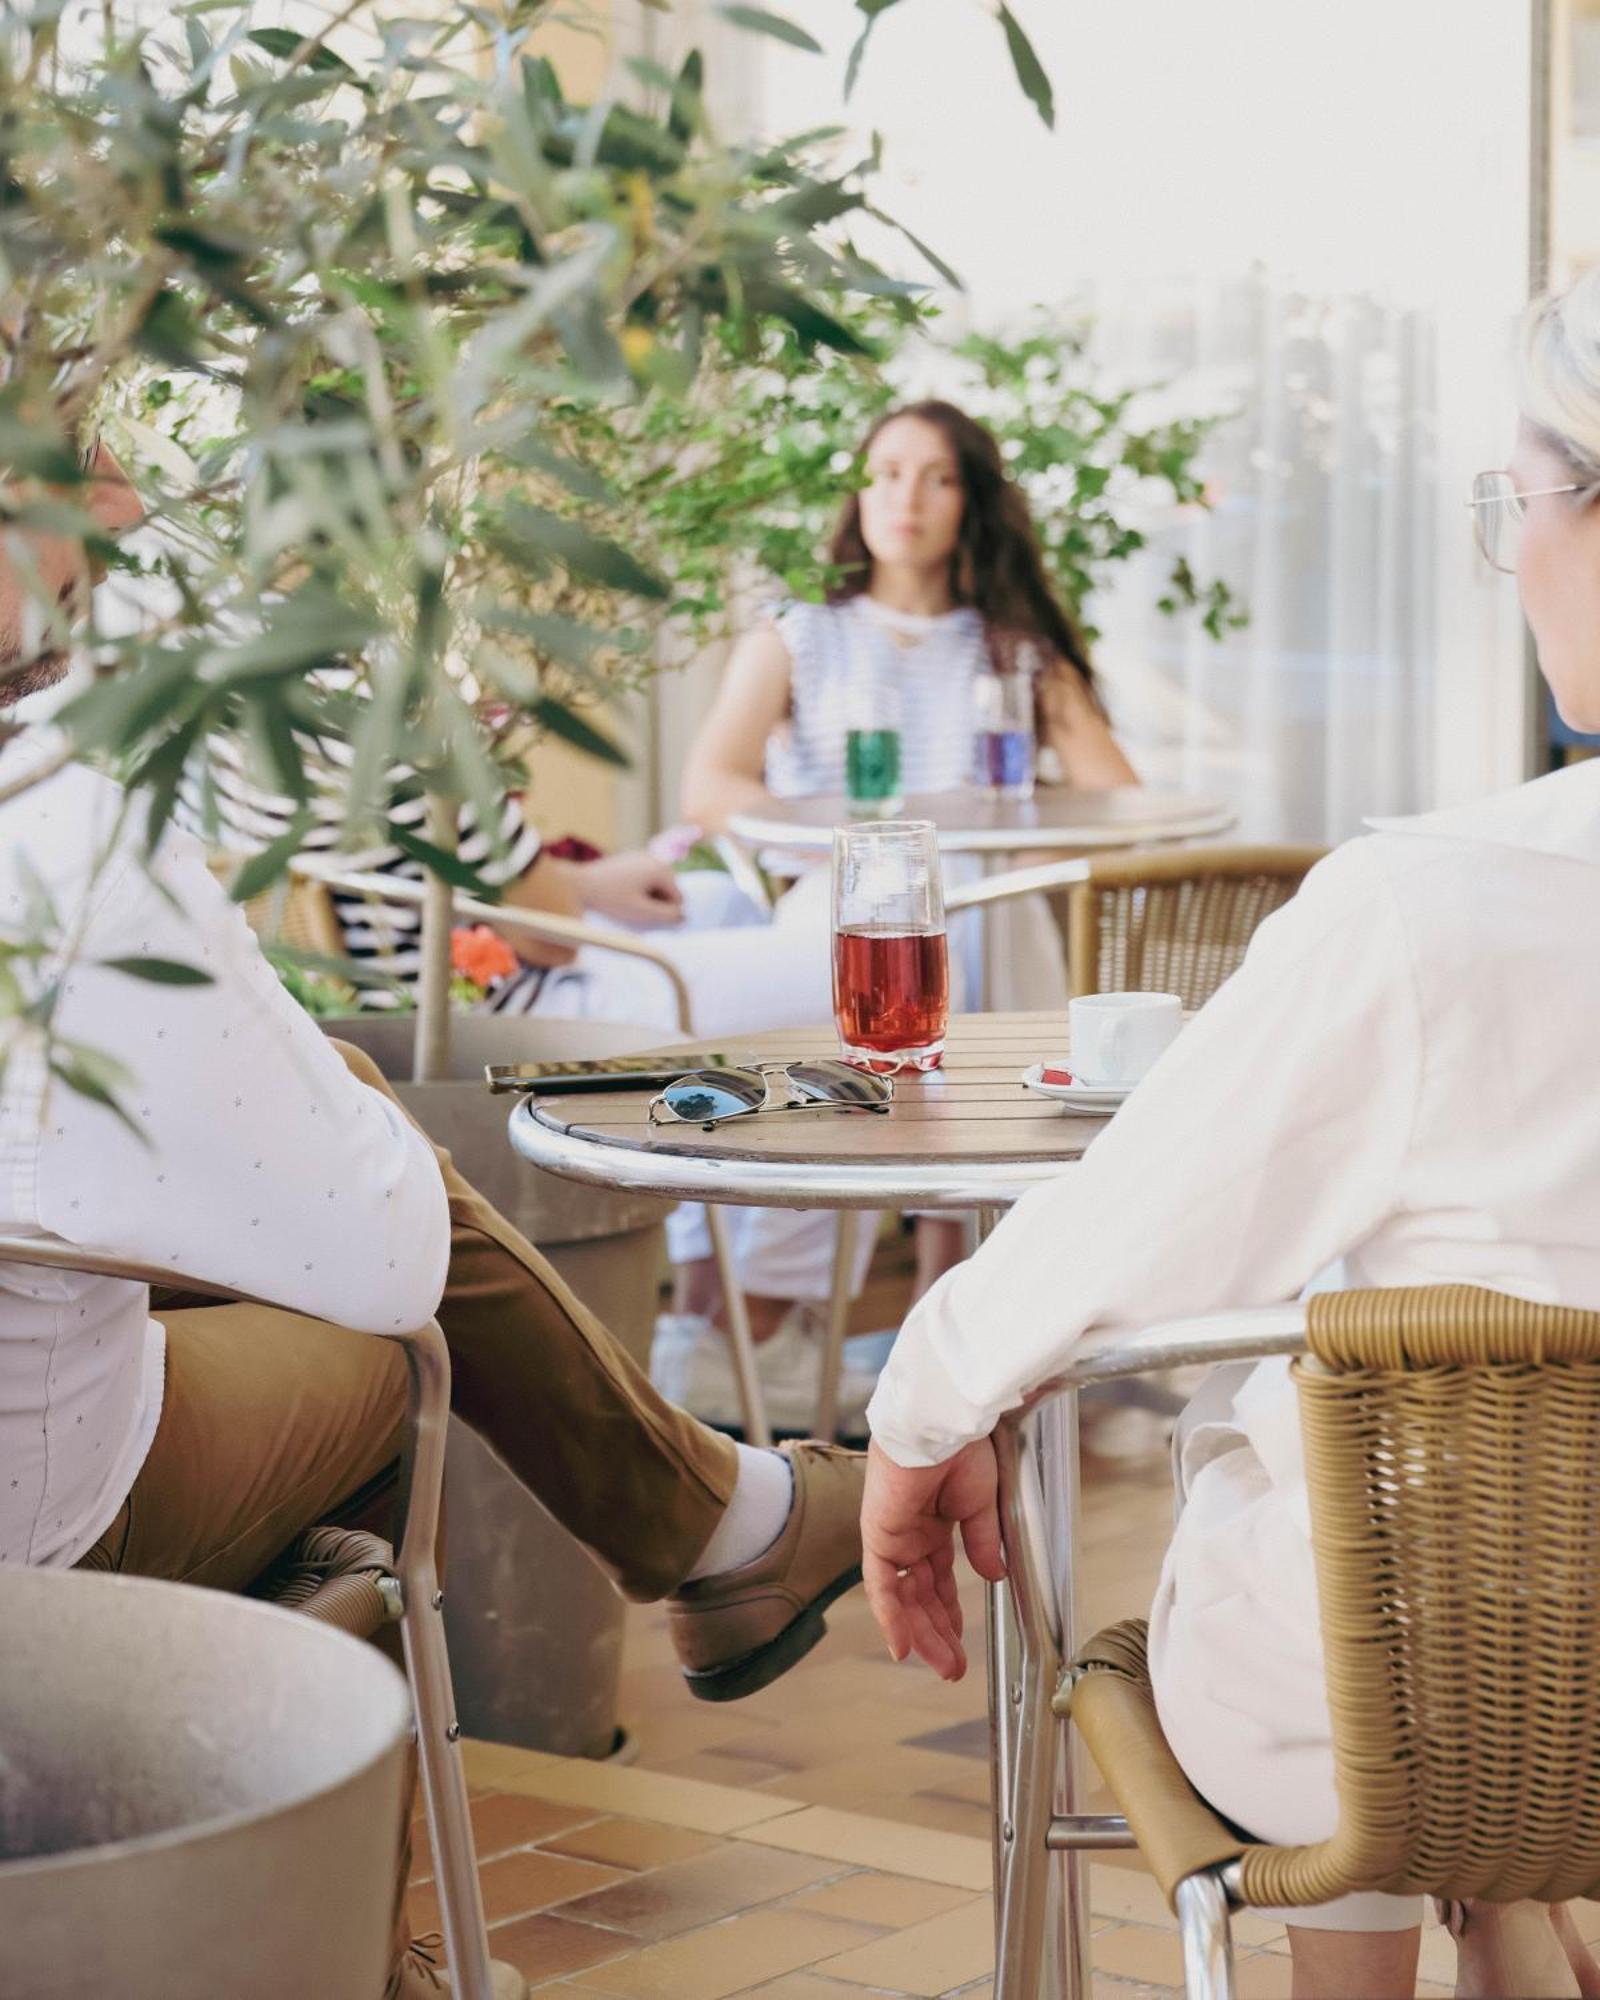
[0,649,70,707]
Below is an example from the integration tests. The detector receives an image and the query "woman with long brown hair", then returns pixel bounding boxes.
[683,398,1133,828]
[654,404,1137,1431]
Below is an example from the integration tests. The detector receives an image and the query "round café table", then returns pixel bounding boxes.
[506,1008,1113,1998]
[727,784,1236,1009]
[509,1011,1095,1441]
[727,782,1236,860]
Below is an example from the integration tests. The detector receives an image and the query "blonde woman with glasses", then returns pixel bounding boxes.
[862,270,1600,2000]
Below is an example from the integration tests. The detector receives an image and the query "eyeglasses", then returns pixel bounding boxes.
[648,1060,894,1131]
[1466,469,1600,573]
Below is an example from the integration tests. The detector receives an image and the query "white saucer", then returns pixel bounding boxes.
[1021,1062,1133,1114]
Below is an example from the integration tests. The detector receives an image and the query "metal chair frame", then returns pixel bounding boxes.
[987,1304,1312,2000]
[0,1233,498,2000]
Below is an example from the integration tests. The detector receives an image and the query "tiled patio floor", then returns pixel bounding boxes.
[412,1424,1600,1995]
[416,1735,1504,1998]
[410,1237,1600,1993]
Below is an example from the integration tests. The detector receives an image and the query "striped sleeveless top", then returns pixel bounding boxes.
[764,597,994,800]
[182,728,542,1008]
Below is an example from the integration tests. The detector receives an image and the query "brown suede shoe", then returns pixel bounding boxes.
[667,1441,864,1703]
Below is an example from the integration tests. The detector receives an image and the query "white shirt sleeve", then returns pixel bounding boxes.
[35,818,451,1336]
[866,840,1425,1467]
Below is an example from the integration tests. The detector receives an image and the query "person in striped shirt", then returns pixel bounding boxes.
[195,723,687,1012]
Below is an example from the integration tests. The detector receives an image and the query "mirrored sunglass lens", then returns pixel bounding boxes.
[785,1061,892,1105]
[662,1069,765,1122]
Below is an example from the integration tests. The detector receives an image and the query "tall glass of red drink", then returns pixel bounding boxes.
[831,820,948,1072]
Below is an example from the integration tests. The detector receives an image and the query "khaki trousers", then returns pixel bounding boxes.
[74,1043,740,1984]
[78,1040,737,1596]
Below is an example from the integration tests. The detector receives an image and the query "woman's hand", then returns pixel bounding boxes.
[579,852,686,929]
[861,1436,1007,1681]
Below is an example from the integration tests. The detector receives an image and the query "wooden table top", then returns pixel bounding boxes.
[727,784,1235,857]
[507,1013,1103,1213]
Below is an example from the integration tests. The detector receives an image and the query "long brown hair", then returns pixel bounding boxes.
[826,399,1103,715]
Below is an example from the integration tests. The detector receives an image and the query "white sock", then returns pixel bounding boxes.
[686,1445,796,1580]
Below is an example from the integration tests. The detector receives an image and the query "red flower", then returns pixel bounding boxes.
[450,924,518,990]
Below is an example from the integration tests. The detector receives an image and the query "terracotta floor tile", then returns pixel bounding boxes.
[787,1873,974,1931]
[625,1704,783,1767]
[460,1791,601,1863]
[1225,1913,1286,1950]
[740,1806,990,1892]
[1233,1951,1294,1999]
[559,1843,843,1942]
[658,1750,799,1789]
[898,1794,992,1843]
[731,1978,865,1999]
[544,1817,724,1874]
[722,1710,955,1773]
[811,1897,994,1997]
[1091,1922,1186,1989]
[759,1747,989,1819]
[483,1910,635,1983]
[567,1908,881,1998]
[1088,1865,1175,1929]
[478,1847,630,1924]
[462,1740,805,1836]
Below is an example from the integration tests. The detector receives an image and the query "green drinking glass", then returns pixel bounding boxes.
[846,727,903,816]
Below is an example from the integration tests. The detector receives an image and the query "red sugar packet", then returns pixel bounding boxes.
[1041,1065,1077,1087]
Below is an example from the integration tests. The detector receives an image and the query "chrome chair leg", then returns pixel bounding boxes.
[993,1406,1086,2000]
[813,1210,859,1440]
[707,1208,772,1447]
[1175,1871,1236,2000]
[395,1322,494,2000]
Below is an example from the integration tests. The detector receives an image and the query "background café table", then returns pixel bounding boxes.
[506,1009,1115,1995]
[726,782,1237,860]
[727,785,1237,1008]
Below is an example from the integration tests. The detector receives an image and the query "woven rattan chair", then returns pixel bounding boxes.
[0,1234,501,2000]
[1063,844,1326,1008]
[994,1285,1600,2000]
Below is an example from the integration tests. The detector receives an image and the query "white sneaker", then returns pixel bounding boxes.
[651,1305,882,1435]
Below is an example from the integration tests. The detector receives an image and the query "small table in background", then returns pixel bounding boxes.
[728,785,1236,1008]
[728,782,1236,861]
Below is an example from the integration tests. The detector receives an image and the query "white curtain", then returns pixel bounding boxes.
[1084,274,1440,842]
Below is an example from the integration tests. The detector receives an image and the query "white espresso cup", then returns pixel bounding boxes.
[1068,991,1183,1088]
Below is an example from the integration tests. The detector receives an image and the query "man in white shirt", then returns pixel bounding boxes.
[1,449,864,1996]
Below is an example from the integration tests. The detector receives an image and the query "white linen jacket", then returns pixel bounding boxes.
[868,757,1600,1841]
[0,729,450,1569]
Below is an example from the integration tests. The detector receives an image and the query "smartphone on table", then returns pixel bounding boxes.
[484,1054,732,1096]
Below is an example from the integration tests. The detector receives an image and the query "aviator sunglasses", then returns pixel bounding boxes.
[648,1060,894,1132]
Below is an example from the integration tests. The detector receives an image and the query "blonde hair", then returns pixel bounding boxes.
[1520,266,1600,479]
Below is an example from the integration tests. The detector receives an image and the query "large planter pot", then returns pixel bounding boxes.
[327,1011,674,1758]
[0,1566,410,2000]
